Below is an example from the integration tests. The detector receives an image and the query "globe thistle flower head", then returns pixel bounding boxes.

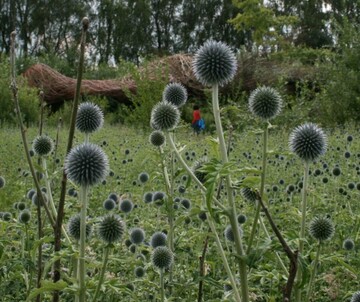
[2,212,12,221]
[26,188,36,200]
[134,266,145,278]
[309,216,335,242]
[248,86,282,120]
[17,202,26,211]
[240,187,257,203]
[343,238,355,251]
[32,135,53,157]
[130,227,145,245]
[237,214,247,224]
[152,191,166,206]
[143,192,153,203]
[180,198,191,210]
[224,224,243,242]
[65,143,109,187]
[103,198,116,211]
[120,199,134,213]
[151,246,173,270]
[351,292,360,302]
[19,209,31,224]
[67,214,92,241]
[289,123,327,163]
[162,83,187,107]
[138,172,149,184]
[108,193,118,203]
[150,101,180,131]
[149,130,165,147]
[192,159,208,184]
[76,102,104,134]
[32,192,48,207]
[192,40,237,87]
[150,231,167,248]
[98,214,125,244]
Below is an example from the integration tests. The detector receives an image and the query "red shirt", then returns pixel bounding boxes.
[192,110,201,124]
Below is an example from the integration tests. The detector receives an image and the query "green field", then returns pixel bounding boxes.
[0,122,359,301]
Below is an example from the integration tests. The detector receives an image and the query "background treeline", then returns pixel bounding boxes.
[0,0,360,127]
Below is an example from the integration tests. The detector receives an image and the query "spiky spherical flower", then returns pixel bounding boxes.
[248,86,282,120]
[149,130,165,147]
[2,212,11,221]
[193,40,237,87]
[32,192,48,207]
[130,227,145,245]
[224,225,243,242]
[0,176,5,189]
[26,188,36,200]
[343,239,355,251]
[98,214,125,244]
[68,214,92,241]
[151,246,173,270]
[150,231,167,248]
[192,159,208,184]
[32,135,53,157]
[134,266,145,278]
[65,143,109,187]
[240,187,257,203]
[19,209,31,224]
[351,292,360,302]
[17,202,26,211]
[138,172,149,184]
[103,198,116,211]
[143,192,153,203]
[237,214,247,224]
[108,193,118,203]
[180,198,191,210]
[309,216,335,242]
[162,83,187,107]
[150,101,180,131]
[152,191,166,205]
[289,123,327,163]
[76,102,104,134]
[120,199,133,213]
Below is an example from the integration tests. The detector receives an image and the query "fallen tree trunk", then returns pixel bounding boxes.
[23,53,317,106]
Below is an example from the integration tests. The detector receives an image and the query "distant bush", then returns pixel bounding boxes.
[0,59,39,127]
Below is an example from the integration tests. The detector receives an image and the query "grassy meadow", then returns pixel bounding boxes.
[0,122,359,301]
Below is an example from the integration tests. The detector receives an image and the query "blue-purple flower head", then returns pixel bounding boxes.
[162,83,187,107]
[33,135,53,157]
[351,291,360,302]
[65,143,109,187]
[149,130,165,147]
[192,40,237,87]
[289,123,327,163]
[309,216,335,242]
[98,214,125,244]
[150,101,180,131]
[249,86,282,120]
[76,102,104,134]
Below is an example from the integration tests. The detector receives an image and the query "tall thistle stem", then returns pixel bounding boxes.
[211,84,249,302]
[247,123,268,253]
[78,184,89,302]
[52,18,89,302]
[92,246,111,302]
[305,241,321,302]
[164,132,226,211]
[165,132,240,301]
[159,145,174,285]
[295,161,310,302]
[9,32,55,229]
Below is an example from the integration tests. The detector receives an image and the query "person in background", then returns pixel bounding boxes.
[192,104,205,134]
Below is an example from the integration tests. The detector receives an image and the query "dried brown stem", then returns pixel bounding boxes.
[256,192,298,301]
